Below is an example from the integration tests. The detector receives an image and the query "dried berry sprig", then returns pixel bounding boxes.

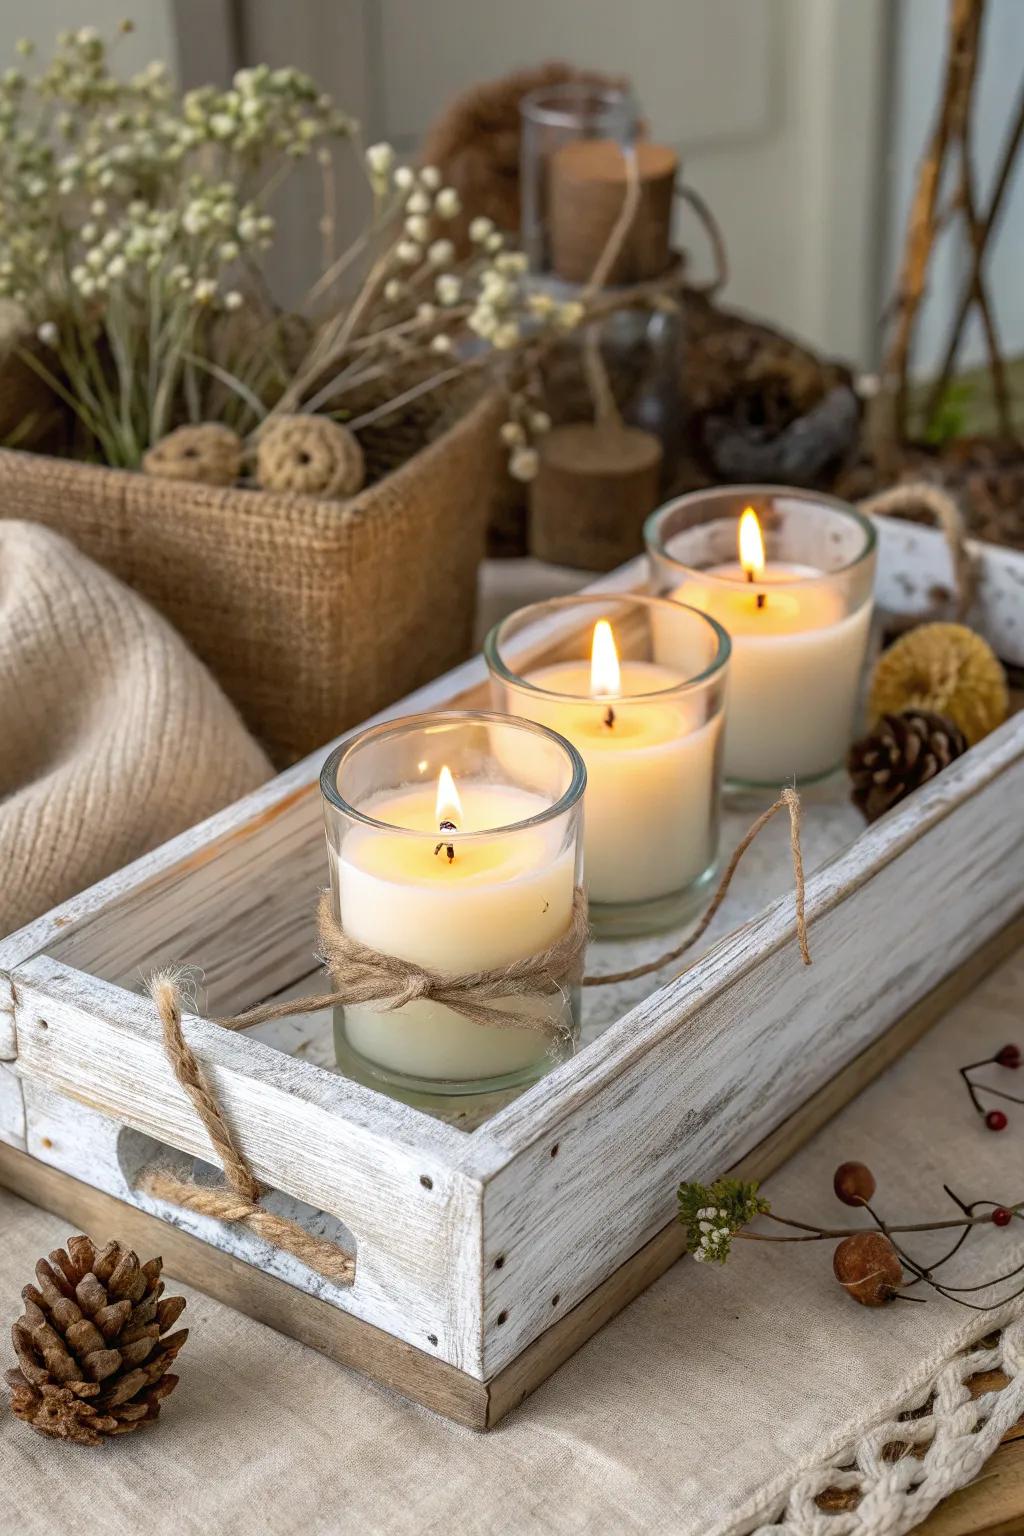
[677,1165,1024,1310]
[960,1042,1022,1131]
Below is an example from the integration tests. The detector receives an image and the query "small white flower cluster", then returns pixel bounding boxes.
[690,1207,733,1262]
[500,407,551,482]
[0,25,357,469]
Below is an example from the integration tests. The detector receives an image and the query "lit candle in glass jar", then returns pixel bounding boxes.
[646,488,876,786]
[321,713,585,1093]
[486,594,729,934]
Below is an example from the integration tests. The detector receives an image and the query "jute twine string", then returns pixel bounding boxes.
[140,790,808,1281]
[583,787,810,987]
[859,482,976,621]
[138,976,356,1286]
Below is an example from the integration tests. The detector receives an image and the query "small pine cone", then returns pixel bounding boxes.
[848,708,967,822]
[256,414,365,499]
[142,423,242,487]
[868,621,1008,746]
[5,1235,187,1445]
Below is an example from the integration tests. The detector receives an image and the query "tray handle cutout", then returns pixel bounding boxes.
[118,1128,357,1292]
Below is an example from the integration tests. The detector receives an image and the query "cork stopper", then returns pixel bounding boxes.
[529,422,663,571]
[548,139,678,285]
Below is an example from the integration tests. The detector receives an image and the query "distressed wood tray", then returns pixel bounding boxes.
[2,517,1023,1429]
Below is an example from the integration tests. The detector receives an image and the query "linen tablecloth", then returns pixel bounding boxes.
[2,946,1022,1534]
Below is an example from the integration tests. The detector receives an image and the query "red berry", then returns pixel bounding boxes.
[986,1110,1008,1132]
[996,1044,1021,1069]
[992,1207,1013,1227]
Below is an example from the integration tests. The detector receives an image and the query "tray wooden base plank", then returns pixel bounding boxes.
[2,913,1019,1432]
[0,1142,491,1429]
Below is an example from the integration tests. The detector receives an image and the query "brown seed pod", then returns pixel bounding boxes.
[833,1161,877,1208]
[832,1232,903,1307]
[256,414,364,500]
[142,423,242,487]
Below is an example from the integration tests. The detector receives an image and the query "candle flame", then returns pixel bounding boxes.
[590,619,621,698]
[435,764,462,828]
[738,507,766,581]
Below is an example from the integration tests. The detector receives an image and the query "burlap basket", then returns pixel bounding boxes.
[0,390,502,765]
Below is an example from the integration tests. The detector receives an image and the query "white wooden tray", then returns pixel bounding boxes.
[2,516,1022,1427]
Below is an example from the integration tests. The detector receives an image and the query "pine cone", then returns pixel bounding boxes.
[848,709,967,823]
[5,1235,187,1445]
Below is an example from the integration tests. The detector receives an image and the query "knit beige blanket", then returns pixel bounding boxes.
[0,520,271,936]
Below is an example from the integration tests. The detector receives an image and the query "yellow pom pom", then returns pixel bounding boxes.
[256,415,365,500]
[142,423,242,487]
[869,622,1008,747]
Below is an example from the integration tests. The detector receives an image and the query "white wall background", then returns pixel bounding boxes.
[0,1,1021,378]
[0,3,176,79]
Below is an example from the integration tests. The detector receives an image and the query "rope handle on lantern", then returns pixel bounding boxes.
[139,790,809,1283]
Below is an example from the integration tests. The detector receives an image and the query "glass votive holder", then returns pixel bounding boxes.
[320,711,586,1097]
[519,81,640,274]
[485,594,730,937]
[646,486,877,788]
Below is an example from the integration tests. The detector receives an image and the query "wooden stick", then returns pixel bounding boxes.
[924,72,1024,428]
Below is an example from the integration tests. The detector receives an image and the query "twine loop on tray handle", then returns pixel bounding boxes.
[859,481,976,623]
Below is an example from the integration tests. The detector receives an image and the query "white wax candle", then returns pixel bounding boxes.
[335,783,575,1082]
[674,562,871,783]
[514,659,720,905]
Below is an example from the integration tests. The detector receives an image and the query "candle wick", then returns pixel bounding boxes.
[603,704,615,729]
[756,591,766,610]
[435,819,457,863]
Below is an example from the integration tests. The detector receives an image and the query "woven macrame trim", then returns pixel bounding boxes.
[732,1310,1024,1536]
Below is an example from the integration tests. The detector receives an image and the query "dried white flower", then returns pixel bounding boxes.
[427,238,454,268]
[556,300,585,330]
[485,231,504,253]
[219,240,239,262]
[527,292,555,316]
[468,304,497,339]
[365,142,394,177]
[395,239,422,267]
[193,277,217,305]
[495,251,528,274]
[435,187,460,219]
[529,410,552,434]
[420,165,441,190]
[416,302,437,323]
[36,321,58,347]
[509,446,539,482]
[429,333,452,355]
[404,214,429,243]
[393,165,415,190]
[468,216,494,244]
[500,421,525,447]
[405,189,431,215]
[383,278,405,302]
[224,290,244,311]
[491,320,520,350]
[107,255,127,280]
[435,274,462,306]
